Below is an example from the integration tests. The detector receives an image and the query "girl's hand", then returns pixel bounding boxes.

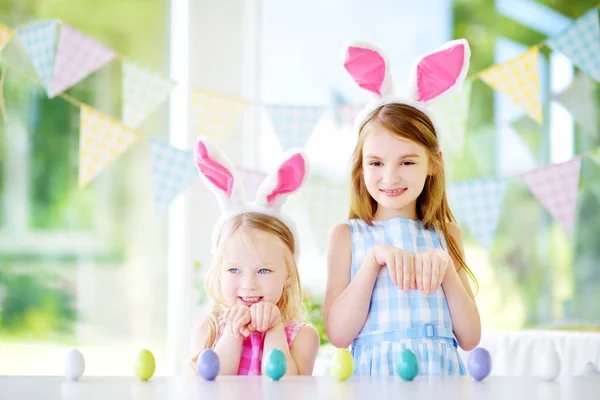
[222,306,252,338]
[415,249,452,295]
[369,244,416,291]
[249,302,281,332]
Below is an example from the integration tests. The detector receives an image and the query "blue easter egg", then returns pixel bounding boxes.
[264,349,287,381]
[197,349,220,380]
[396,349,419,381]
[467,347,491,381]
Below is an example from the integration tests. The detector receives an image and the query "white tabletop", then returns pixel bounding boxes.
[1,375,599,400]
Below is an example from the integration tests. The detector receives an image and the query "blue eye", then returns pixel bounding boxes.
[227,268,241,274]
[258,268,271,274]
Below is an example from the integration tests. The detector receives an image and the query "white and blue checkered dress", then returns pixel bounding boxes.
[346,217,466,376]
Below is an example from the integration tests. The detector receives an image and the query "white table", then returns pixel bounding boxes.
[1,376,599,400]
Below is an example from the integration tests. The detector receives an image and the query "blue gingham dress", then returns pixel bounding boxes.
[347,217,466,376]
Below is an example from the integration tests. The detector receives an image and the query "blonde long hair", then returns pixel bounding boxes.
[201,212,304,349]
[349,103,478,293]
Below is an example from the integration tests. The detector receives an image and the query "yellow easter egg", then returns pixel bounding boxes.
[330,348,354,381]
[134,349,156,381]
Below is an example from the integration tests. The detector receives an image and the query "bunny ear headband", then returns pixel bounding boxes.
[194,137,309,261]
[342,38,470,135]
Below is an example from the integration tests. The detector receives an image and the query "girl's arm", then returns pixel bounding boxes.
[263,324,320,375]
[323,223,380,348]
[190,317,245,375]
[442,222,482,351]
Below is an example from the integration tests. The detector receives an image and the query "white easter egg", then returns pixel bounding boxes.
[539,349,561,381]
[580,362,599,376]
[64,348,85,381]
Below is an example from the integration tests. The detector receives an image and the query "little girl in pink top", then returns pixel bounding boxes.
[189,137,320,376]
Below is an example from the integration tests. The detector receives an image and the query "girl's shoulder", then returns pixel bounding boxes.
[283,320,316,344]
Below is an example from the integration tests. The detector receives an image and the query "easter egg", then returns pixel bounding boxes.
[264,349,287,381]
[134,349,156,381]
[467,347,491,381]
[395,349,419,381]
[330,348,354,381]
[197,349,220,381]
[580,362,599,376]
[539,349,561,381]
[64,348,85,381]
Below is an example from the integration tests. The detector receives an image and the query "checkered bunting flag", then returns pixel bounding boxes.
[303,179,349,255]
[122,60,175,128]
[0,24,13,53]
[520,156,582,236]
[479,46,542,123]
[553,72,598,137]
[237,168,267,201]
[266,105,325,150]
[79,106,141,188]
[448,178,508,251]
[547,7,600,83]
[191,89,249,139]
[16,20,57,88]
[48,24,116,98]
[433,79,472,154]
[149,138,198,214]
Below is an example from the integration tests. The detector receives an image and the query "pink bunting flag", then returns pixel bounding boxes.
[520,156,582,236]
[49,24,116,98]
[237,167,267,201]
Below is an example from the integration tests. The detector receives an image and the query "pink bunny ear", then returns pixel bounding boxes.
[266,153,306,204]
[194,140,235,198]
[255,152,309,210]
[343,42,393,97]
[414,39,470,103]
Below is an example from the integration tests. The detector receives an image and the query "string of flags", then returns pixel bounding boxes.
[0,5,598,253]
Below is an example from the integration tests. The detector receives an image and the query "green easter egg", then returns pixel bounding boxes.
[134,349,156,381]
[264,349,287,381]
[330,348,354,381]
[396,349,418,381]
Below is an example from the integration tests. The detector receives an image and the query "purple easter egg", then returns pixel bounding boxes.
[468,347,491,381]
[197,349,220,380]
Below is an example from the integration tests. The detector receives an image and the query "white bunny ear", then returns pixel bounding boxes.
[194,137,246,212]
[342,41,394,101]
[254,150,309,211]
[408,38,470,104]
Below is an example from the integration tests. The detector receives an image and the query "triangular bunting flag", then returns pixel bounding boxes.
[520,156,582,236]
[191,89,249,139]
[434,79,472,154]
[122,60,175,128]
[448,178,508,250]
[335,104,364,128]
[149,138,198,214]
[237,167,267,201]
[79,106,140,187]
[304,179,349,254]
[479,46,543,123]
[48,24,116,98]
[266,105,325,150]
[0,24,13,53]
[554,72,598,137]
[547,7,600,83]
[16,20,57,88]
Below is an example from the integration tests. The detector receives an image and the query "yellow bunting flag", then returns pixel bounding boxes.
[191,89,249,139]
[79,106,140,188]
[0,24,13,53]
[479,46,543,123]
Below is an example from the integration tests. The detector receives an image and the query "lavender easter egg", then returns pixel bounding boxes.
[197,349,220,380]
[467,347,491,381]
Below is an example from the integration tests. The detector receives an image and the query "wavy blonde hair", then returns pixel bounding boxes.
[349,103,478,293]
[201,212,304,349]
